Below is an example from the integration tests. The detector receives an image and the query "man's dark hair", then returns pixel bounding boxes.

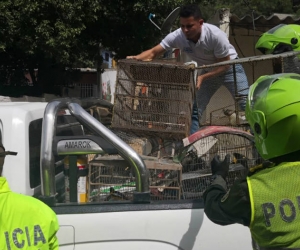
[179,4,203,20]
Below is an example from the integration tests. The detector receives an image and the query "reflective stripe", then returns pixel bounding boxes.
[247,176,255,225]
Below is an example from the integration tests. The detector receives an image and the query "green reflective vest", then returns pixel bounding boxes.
[0,177,59,249]
[247,162,300,248]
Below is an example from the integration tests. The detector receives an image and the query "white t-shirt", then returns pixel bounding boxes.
[160,23,238,66]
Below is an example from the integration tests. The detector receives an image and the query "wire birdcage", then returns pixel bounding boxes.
[112,59,195,139]
[178,126,260,199]
[88,155,182,202]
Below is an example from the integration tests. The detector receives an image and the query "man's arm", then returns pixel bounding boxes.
[203,155,251,226]
[203,176,251,226]
[126,44,166,60]
[196,55,231,89]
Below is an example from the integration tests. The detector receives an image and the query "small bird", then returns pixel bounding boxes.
[230,152,250,179]
[223,109,237,125]
[223,109,246,126]
[232,153,249,169]
[181,150,206,173]
[105,187,129,201]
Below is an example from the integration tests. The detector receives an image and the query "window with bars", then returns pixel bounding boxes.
[78,83,94,98]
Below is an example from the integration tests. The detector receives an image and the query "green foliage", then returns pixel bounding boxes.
[94,0,196,58]
[0,0,296,96]
[0,0,103,95]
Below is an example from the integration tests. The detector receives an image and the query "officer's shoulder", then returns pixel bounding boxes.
[11,192,55,215]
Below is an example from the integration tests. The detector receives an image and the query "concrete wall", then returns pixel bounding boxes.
[229,27,274,84]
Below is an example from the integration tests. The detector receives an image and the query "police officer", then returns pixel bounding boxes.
[204,73,300,249]
[0,141,59,249]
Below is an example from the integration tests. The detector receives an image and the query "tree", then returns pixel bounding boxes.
[0,0,195,96]
[0,0,105,95]
[0,0,296,96]
[94,0,197,59]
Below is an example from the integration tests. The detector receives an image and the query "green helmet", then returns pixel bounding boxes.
[255,24,300,54]
[246,73,300,160]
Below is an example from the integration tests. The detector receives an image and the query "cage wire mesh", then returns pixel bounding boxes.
[88,155,182,202]
[146,158,182,201]
[88,157,135,202]
[111,59,195,139]
[198,51,300,126]
[179,131,261,200]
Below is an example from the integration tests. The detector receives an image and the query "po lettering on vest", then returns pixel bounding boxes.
[262,197,300,227]
[65,140,91,149]
[4,224,46,249]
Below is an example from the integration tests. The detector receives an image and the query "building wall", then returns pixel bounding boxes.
[101,69,117,104]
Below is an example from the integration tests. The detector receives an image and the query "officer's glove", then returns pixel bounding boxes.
[211,154,230,179]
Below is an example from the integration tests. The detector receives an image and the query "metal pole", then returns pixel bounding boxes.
[40,99,70,198]
[69,155,78,202]
[96,43,104,99]
[68,102,150,193]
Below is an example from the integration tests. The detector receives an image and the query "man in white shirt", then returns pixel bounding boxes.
[127,4,249,134]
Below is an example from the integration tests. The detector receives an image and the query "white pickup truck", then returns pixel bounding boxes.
[0,98,252,250]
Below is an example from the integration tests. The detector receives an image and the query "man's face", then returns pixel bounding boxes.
[180,16,203,42]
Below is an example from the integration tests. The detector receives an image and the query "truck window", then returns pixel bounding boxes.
[29,116,84,188]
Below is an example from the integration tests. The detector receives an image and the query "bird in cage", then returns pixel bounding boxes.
[232,152,249,170]
[181,150,207,173]
[104,187,129,201]
[223,109,246,126]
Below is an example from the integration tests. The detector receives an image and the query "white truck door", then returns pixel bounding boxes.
[57,225,75,250]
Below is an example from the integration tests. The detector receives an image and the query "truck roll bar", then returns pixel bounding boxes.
[40,98,150,205]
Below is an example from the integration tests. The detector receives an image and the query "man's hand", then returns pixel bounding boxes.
[211,154,230,179]
[126,56,137,59]
[196,75,204,90]
[126,45,165,61]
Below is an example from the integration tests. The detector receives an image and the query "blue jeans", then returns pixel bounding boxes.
[190,64,249,134]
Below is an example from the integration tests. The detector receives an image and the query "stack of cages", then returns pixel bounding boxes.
[198,51,300,128]
[89,59,195,202]
[88,129,260,201]
[179,129,261,199]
